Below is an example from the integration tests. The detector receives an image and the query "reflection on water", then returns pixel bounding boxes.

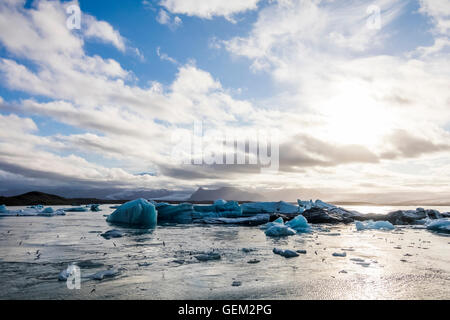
[0,205,448,299]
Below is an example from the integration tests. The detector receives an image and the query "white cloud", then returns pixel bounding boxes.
[84,14,126,52]
[160,0,261,21]
[156,9,182,30]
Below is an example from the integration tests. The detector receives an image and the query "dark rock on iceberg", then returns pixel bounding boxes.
[301,207,354,224]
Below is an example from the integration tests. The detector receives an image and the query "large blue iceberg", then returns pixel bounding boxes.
[106,198,157,228]
[155,202,195,223]
[193,200,242,219]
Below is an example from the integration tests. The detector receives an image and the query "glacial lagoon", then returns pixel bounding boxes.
[0,204,449,299]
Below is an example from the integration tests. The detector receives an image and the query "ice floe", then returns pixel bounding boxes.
[285,215,311,233]
[265,224,296,237]
[0,206,65,217]
[106,198,157,228]
[155,202,195,223]
[241,201,299,215]
[273,248,299,258]
[64,206,88,212]
[426,218,450,234]
[100,229,124,239]
[355,220,395,231]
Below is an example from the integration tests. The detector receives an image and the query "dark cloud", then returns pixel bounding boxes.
[279,134,379,171]
[384,129,450,158]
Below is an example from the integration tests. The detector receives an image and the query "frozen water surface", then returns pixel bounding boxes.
[0,205,449,300]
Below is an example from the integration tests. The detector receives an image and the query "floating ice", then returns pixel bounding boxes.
[194,200,242,218]
[265,224,296,237]
[198,214,270,226]
[106,198,157,228]
[241,201,299,215]
[65,206,88,212]
[355,220,395,231]
[100,229,124,239]
[260,217,284,230]
[58,264,78,281]
[332,252,347,257]
[285,215,311,233]
[91,269,119,280]
[0,206,65,217]
[426,218,450,234]
[214,199,227,206]
[156,202,195,223]
[90,204,101,212]
[273,248,299,258]
[0,204,7,213]
[195,252,221,261]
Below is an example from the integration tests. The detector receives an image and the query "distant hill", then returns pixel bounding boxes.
[0,191,125,206]
[189,187,265,202]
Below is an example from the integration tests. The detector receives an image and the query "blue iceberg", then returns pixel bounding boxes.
[106,198,157,228]
[241,201,299,215]
[155,202,195,223]
[90,204,101,212]
[265,224,296,237]
[193,200,242,218]
[0,204,7,213]
[426,218,450,234]
[355,220,395,231]
[285,215,311,233]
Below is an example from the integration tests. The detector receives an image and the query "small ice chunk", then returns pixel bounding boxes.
[65,206,88,212]
[265,224,296,237]
[273,248,299,258]
[0,204,8,213]
[260,217,284,230]
[285,215,311,233]
[100,229,124,240]
[426,218,450,234]
[91,269,119,280]
[231,281,242,287]
[90,204,101,212]
[355,220,395,231]
[195,252,221,262]
[42,207,54,214]
[214,199,227,206]
[106,198,157,228]
[332,252,347,257]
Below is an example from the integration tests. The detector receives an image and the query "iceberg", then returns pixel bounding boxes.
[260,217,284,230]
[265,224,296,237]
[0,206,65,217]
[106,198,157,228]
[198,214,270,226]
[193,200,242,218]
[156,202,195,223]
[100,229,124,239]
[241,201,300,215]
[355,220,395,231]
[90,204,101,212]
[214,199,227,206]
[285,215,311,233]
[426,218,450,234]
[0,204,7,213]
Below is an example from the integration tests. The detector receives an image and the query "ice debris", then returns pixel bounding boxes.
[91,269,119,280]
[65,206,88,212]
[0,206,65,217]
[106,198,157,228]
[355,220,395,231]
[100,229,124,239]
[0,204,7,213]
[273,248,299,258]
[265,224,296,237]
[285,215,311,233]
[195,252,221,262]
[90,204,101,212]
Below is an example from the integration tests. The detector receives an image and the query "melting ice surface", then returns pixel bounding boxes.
[0,204,449,299]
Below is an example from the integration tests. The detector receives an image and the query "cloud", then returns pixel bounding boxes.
[156,9,182,30]
[83,14,126,52]
[160,0,261,21]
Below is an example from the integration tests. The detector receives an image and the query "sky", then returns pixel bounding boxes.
[0,0,450,202]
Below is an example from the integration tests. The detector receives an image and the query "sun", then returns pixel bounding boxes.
[317,84,394,147]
